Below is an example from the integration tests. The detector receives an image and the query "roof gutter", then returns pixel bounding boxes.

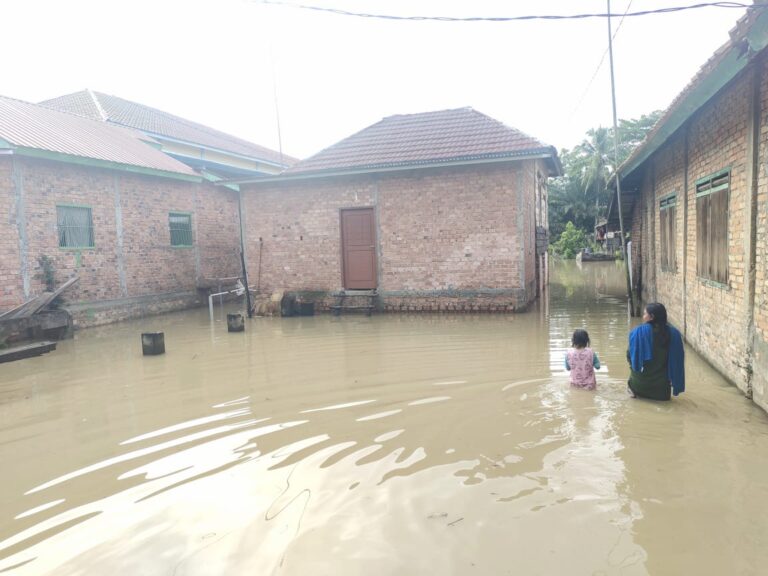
[620,8,768,181]
[224,149,560,186]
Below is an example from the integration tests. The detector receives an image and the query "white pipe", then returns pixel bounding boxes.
[208,282,258,322]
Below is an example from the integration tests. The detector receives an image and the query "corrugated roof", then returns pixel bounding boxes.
[40,90,297,167]
[284,107,558,175]
[0,95,198,177]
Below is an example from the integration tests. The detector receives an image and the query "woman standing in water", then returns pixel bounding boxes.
[627,302,685,400]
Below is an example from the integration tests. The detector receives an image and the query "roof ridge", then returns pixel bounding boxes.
[93,91,283,154]
[87,88,109,121]
[470,108,551,148]
[383,106,474,120]
[18,93,137,131]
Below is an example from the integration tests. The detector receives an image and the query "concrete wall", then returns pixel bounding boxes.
[0,156,241,327]
[241,162,540,311]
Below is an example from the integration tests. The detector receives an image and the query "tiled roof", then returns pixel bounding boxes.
[40,90,296,167]
[619,6,767,180]
[0,95,198,177]
[285,107,557,175]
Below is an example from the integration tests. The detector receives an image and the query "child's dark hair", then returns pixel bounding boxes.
[571,329,590,348]
[645,302,670,346]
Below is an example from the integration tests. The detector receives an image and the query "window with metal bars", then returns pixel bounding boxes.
[169,212,193,246]
[57,205,94,248]
[695,169,729,285]
[659,194,677,272]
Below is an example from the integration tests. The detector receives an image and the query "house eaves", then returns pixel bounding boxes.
[619,6,768,182]
[0,144,202,182]
[224,148,561,186]
[139,130,289,170]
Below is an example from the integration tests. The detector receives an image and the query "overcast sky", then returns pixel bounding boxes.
[3,0,750,160]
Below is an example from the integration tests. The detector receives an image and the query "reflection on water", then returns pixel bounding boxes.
[1,261,767,574]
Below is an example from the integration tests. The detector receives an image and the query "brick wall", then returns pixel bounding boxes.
[1,156,240,326]
[683,70,750,387]
[631,66,754,395]
[0,159,22,310]
[751,57,768,410]
[241,162,539,311]
[651,131,687,320]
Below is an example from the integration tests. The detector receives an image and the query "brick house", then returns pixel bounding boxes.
[234,108,560,312]
[609,6,768,412]
[1,94,291,327]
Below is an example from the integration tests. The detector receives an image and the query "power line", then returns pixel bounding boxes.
[569,0,634,121]
[254,1,753,22]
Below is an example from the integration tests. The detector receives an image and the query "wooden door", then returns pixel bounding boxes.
[341,208,377,289]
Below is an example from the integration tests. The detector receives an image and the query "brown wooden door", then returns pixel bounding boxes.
[341,208,377,289]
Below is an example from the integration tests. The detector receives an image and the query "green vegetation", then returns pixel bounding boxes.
[551,221,589,259]
[549,111,662,243]
[37,254,56,292]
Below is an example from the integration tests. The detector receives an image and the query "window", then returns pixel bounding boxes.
[659,194,677,272]
[169,212,193,246]
[696,169,729,284]
[57,205,94,248]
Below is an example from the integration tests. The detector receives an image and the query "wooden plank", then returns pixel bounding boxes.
[0,341,57,364]
[0,276,79,320]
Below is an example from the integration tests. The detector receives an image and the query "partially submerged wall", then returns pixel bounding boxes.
[1,156,241,328]
[630,61,768,411]
[241,162,539,311]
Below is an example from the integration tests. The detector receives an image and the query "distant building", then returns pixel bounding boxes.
[0,93,291,327]
[40,89,295,179]
[609,7,768,412]
[234,108,560,312]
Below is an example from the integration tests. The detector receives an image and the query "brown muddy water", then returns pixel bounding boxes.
[1,261,768,575]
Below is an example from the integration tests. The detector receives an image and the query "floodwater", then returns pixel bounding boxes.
[1,262,768,575]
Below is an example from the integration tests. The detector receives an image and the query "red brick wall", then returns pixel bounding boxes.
[0,156,240,325]
[241,162,539,311]
[650,131,687,319]
[631,67,754,394]
[751,58,768,410]
[683,70,750,385]
[0,159,22,310]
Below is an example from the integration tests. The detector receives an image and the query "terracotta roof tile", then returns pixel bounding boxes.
[0,95,198,177]
[40,91,296,167]
[285,107,556,175]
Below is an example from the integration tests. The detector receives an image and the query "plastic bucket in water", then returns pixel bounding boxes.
[142,332,165,355]
[227,313,245,332]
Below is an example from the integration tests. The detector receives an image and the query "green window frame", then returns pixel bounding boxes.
[57,204,94,248]
[659,194,677,272]
[695,169,729,285]
[169,212,193,247]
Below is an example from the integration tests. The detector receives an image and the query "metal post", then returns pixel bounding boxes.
[607,0,637,316]
[237,190,253,318]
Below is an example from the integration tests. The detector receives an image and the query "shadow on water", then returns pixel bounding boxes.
[1,259,767,574]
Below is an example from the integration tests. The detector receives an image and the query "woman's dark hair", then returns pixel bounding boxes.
[572,329,590,348]
[645,302,670,346]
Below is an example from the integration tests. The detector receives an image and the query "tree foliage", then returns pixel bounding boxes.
[549,110,662,242]
[551,221,589,259]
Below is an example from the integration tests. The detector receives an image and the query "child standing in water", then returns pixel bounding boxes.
[565,329,600,390]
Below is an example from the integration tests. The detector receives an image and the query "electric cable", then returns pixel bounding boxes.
[253,1,753,22]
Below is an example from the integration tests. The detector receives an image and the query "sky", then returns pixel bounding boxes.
[3,0,751,160]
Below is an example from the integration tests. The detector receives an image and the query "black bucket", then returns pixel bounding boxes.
[141,332,165,355]
[227,313,245,332]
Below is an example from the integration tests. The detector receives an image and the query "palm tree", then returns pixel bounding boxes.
[579,127,613,231]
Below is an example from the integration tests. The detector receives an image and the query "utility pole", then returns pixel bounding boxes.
[607,0,637,316]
